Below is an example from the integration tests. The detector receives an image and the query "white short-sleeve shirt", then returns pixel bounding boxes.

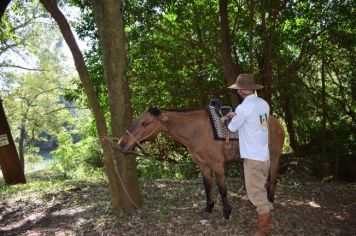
[228,94,270,161]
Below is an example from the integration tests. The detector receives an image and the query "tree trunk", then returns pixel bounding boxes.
[193,4,208,105]
[218,0,239,107]
[283,97,304,164]
[333,136,340,181]
[258,11,273,105]
[91,0,142,210]
[320,51,328,178]
[40,0,141,210]
[260,56,273,105]
[0,98,26,184]
[18,124,25,170]
[248,0,255,72]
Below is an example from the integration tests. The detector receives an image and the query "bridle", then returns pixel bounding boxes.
[101,119,161,209]
[125,120,161,149]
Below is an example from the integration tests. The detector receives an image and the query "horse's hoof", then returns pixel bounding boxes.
[223,214,230,220]
[203,206,213,213]
[203,202,214,213]
[200,209,212,219]
[223,205,232,220]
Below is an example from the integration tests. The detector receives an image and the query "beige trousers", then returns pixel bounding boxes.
[243,158,273,214]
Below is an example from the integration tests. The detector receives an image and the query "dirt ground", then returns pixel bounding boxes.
[1,175,355,236]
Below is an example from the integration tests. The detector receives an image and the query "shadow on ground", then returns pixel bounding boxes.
[0,173,355,235]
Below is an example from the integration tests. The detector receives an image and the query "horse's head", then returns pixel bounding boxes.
[117,107,166,153]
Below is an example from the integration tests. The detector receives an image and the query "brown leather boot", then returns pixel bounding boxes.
[253,213,272,236]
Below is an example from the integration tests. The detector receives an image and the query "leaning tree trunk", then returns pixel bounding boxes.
[40,0,141,210]
[91,0,142,210]
[0,97,26,184]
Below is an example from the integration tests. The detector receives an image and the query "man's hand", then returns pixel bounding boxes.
[220,111,235,124]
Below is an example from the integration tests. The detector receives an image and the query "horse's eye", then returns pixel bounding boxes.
[142,121,149,127]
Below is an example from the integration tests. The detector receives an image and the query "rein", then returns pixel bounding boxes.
[125,120,161,150]
[99,120,161,209]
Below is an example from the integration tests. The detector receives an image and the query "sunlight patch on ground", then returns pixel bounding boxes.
[333,212,351,221]
[0,211,46,231]
[280,199,322,208]
[308,201,321,208]
[155,182,167,188]
[53,206,92,216]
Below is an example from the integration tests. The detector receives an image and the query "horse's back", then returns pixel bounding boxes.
[268,116,285,155]
[186,108,225,153]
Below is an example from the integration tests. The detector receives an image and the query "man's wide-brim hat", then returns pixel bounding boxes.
[228,74,264,90]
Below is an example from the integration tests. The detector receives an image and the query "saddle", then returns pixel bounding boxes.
[210,96,232,117]
[208,96,238,141]
[208,96,239,162]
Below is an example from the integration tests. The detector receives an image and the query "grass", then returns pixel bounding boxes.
[0,169,105,199]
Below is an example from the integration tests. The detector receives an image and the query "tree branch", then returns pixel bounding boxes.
[43,106,86,115]
[0,64,45,71]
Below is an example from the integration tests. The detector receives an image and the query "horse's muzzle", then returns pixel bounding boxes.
[117,138,131,153]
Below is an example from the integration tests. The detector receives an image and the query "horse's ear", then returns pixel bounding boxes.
[148,107,161,116]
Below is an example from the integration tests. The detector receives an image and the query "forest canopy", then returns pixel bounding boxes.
[0,0,355,234]
[1,0,355,183]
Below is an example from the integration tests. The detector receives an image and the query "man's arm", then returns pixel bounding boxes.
[226,106,246,132]
[220,111,235,123]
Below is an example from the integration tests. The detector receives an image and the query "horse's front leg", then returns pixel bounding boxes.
[198,165,214,213]
[216,172,231,219]
[203,177,214,213]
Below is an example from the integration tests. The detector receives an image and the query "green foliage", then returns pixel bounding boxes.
[0,1,79,171]
[50,127,103,179]
[0,0,45,56]
[65,0,356,181]
[136,135,199,179]
[24,146,42,163]
[126,0,225,113]
[2,0,354,181]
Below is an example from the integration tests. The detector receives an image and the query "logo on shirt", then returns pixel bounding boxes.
[259,113,268,128]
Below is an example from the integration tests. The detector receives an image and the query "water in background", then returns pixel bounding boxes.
[0,150,53,178]
[26,150,53,173]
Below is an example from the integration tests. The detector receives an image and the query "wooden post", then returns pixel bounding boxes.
[0,97,26,184]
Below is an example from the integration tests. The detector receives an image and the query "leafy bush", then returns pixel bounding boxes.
[24,146,43,172]
[136,135,199,179]
[50,129,103,179]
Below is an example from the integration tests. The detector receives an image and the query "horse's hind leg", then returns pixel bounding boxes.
[267,151,280,203]
[268,116,285,203]
[198,164,214,213]
[214,168,231,219]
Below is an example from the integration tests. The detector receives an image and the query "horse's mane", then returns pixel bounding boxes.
[148,107,206,117]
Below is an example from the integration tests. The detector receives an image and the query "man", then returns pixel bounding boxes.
[221,74,272,236]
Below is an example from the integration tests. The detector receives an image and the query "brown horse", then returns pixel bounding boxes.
[117,107,285,219]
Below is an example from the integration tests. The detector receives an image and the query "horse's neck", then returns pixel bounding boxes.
[161,109,207,146]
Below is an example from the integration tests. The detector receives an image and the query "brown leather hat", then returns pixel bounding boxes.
[228,74,264,90]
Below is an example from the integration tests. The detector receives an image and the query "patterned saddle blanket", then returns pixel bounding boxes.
[207,106,238,141]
